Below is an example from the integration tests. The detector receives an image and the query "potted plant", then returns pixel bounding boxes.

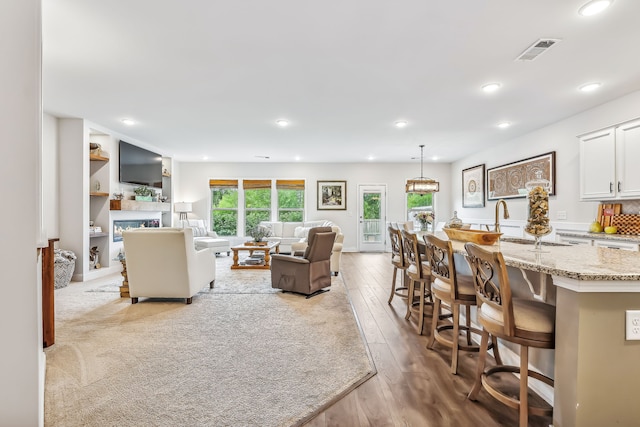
[133,186,154,201]
[248,225,271,245]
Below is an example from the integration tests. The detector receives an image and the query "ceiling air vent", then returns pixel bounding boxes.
[515,38,561,61]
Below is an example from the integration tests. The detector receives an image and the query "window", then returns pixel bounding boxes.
[407,193,435,229]
[210,178,306,235]
[244,180,271,234]
[210,180,238,236]
[276,180,305,222]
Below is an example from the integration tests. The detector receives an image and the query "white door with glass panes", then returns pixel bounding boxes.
[358,185,386,252]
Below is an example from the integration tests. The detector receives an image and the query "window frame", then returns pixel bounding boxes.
[243,180,272,235]
[209,179,239,236]
[276,179,305,222]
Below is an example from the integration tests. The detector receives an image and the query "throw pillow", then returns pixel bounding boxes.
[191,226,208,237]
[294,226,311,238]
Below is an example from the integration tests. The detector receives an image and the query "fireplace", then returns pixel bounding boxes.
[113,219,160,242]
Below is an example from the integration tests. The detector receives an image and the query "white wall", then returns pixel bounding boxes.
[43,113,59,238]
[175,87,640,249]
[0,0,44,425]
[451,89,640,229]
[174,161,452,252]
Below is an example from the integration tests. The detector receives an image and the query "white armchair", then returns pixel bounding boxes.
[176,219,231,255]
[122,228,216,304]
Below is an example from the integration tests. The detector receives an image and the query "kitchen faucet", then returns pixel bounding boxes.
[494,199,510,233]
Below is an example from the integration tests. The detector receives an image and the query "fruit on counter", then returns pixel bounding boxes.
[589,221,603,233]
[604,226,618,234]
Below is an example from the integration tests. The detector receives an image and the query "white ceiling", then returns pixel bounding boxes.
[42,0,640,163]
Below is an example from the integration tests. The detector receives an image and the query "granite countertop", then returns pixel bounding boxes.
[556,230,640,243]
[431,231,640,282]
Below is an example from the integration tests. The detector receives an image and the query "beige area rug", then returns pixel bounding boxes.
[45,256,376,426]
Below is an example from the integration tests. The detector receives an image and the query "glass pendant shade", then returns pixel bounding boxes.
[405,144,440,194]
[405,178,440,193]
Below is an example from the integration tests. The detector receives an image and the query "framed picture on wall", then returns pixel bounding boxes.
[462,164,485,208]
[317,180,347,210]
[487,151,556,200]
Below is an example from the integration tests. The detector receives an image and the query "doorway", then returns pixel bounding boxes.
[358,184,386,252]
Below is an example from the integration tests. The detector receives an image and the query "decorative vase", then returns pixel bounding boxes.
[524,170,552,252]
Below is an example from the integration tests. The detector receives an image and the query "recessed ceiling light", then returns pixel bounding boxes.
[294,156,301,161]
[579,82,602,92]
[275,119,289,127]
[121,118,135,125]
[367,155,375,161]
[395,120,408,128]
[482,83,501,93]
[202,156,209,160]
[431,156,439,161]
[497,121,511,129]
[579,0,612,16]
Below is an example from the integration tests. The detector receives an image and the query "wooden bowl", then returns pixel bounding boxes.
[443,227,503,245]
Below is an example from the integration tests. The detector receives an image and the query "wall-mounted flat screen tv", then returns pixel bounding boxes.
[119,140,163,188]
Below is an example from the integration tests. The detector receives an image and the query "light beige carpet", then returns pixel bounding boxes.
[45,256,375,426]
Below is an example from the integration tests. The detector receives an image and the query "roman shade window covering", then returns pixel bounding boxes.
[243,179,271,190]
[209,179,238,188]
[276,179,305,190]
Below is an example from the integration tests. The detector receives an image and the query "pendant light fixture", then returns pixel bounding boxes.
[405,144,440,194]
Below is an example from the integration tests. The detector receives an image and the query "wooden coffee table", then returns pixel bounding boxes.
[231,242,280,270]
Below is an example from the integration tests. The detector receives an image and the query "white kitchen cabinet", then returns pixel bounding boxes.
[580,118,640,200]
[557,233,639,251]
[615,119,640,198]
[593,239,639,251]
[557,235,593,246]
[580,127,615,200]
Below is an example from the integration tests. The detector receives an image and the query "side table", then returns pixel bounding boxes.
[119,259,129,298]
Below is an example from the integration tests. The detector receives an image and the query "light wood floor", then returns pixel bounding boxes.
[305,252,553,427]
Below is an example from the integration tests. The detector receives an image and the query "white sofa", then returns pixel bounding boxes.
[122,228,216,304]
[260,220,344,275]
[176,219,231,255]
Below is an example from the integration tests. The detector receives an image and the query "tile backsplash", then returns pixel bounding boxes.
[621,200,640,215]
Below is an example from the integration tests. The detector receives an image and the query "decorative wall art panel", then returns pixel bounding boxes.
[487,152,556,200]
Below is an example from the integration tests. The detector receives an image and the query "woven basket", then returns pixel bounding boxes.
[54,249,76,289]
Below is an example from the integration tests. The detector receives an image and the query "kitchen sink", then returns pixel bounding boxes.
[500,237,570,247]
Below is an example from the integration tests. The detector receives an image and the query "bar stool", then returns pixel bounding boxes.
[464,242,555,427]
[401,229,432,334]
[387,225,409,304]
[423,234,491,374]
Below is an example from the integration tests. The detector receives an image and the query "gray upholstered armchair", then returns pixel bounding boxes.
[270,227,336,298]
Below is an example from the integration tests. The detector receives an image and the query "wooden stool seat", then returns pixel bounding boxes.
[430,275,484,354]
[465,242,555,427]
[424,235,497,374]
[387,226,410,304]
[401,230,432,335]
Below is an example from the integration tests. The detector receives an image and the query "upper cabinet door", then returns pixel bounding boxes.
[580,127,616,200]
[615,119,640,198]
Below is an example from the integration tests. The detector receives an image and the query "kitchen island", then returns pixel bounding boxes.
[433,232,640,427]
